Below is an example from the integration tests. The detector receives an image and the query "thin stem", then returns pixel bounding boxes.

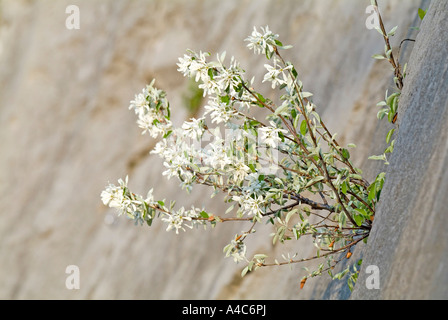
[240,80,325,177]
[346,190,375,216]
[261,200,301,217]
[372,0,403,90]
[273,47,361,229]
[286,193,335,213]
[260,234,368,267]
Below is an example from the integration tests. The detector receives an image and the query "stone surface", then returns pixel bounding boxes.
[0,0,429,299]
[351,0,448,300]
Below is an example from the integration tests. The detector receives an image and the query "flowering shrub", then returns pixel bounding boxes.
[101,11,403,290]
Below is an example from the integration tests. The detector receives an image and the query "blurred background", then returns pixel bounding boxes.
[0,0,423,299]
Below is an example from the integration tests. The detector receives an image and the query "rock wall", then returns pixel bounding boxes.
[0,0,430,299]
[351,0,448,300]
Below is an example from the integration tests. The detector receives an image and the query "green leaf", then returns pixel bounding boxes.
[291,67,298,78]
[377,108,388,120]
[266,48,274,60]
[386,92,400,107]
[248,163,257,173]
[341,148,350,160]
[392,96,399,114]
[311,111,321,123]
[349,174,363,180]
[386,128,395,144]
[293,113,300,129]
[275,103,289,115]
[353,214,363,227]
[241,266,250,277]
[341,180,348,195]
[274,39,284,47]
[385,139,395,154]
[385,49,393,58]
[163,130,173,139]
[368,182,377,201]
[285,209,299,224]
[388,110,395,123]
[253,254,268,260]
[256,93,266,102]
[368,154,386,161]
[374,26,385,36]
[301,92,314,99]
[388,26,398,37]
[220,95,230,104]
[199,210,209,218]
[225,205,235,214]
[372,54,386,60]
[300,120,308,135]
[305,176,324,188]
[333,267,350,280]
[355,208,369,218]
[418,8,427,20]
[291,108,297,119]
[207,68,214,80]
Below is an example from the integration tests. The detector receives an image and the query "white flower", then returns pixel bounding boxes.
[136,111,156,136]
[263,61,292,89]
[182,117,205,140]
[129,80,172,138]
[203,137,232,170]
[258,124,288,148]
[198,76,219,97]
[204,97,238,124]
[245,26,279,55]
[101,176,154,224]
[177,50,211,83]
[101,176,128,208]
[177,53,195,78]
[162,156,187,180]
[152,129,203,186]
[214,53,242,93]
[129,92,148,114]
[232,193,266,220]
[101,185,123,209]
[162,207,194,234]
[145,188,154,204]
[227,240,247,263]
[228,157,250,184]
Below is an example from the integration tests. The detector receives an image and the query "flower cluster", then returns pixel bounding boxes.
[102,24,374,288]
[103,26,298,259]
[245,26,279,56]
[129,79,172,139]
[101,176,204,233]
[258,122,288,148]
[223,237,248,263]
[161,206,201,234]
[263,61,293,89]
[100,176,154,225]
[232,193,266,221]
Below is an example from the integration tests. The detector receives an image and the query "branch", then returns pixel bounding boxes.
[372,0,403,90]
[259,234,368,267]
[287,193,335,213]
